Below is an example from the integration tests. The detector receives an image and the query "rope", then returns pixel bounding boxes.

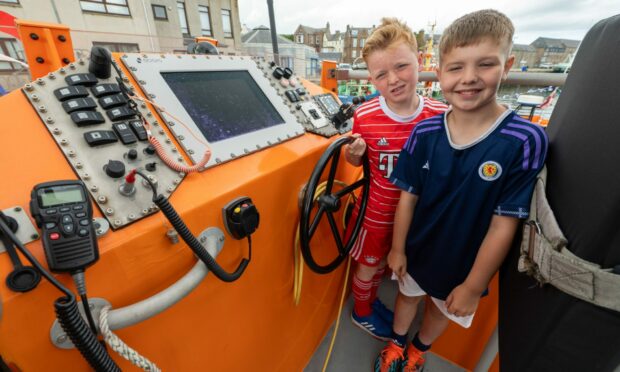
[99,306,162,372]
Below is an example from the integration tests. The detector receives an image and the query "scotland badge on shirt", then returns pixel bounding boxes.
[478,161,502,181]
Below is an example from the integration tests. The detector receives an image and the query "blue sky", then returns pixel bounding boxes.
[238,0,620,44]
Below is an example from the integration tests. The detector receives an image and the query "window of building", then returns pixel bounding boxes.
[352,38,357,48]
[296,34,304,43]
[308,35,313,44]
[198,5,212,36]
[92,41,139,53]
[360,39,365,47]
[221,9,233,38]
[80,0,130,16]
[152,4,167,20]
[0,38,25,71]
[177,2,191,37]
[351,50,357,58]
[280,56,294,69]
[351,29,358,37]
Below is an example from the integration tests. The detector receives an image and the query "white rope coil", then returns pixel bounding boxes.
[99,305,162,372]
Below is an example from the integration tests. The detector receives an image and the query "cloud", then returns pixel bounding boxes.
[239,0,620,44]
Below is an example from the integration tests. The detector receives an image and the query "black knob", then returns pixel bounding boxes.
[295,104,302,110]
[144,145,156,155]
[105,160,125,178]
[145,162,157,172]
[89,46,112,79]
[282,67,293,79]
[352,97,360,105]
[127,149,138,160]
[296,88,306,96]
[272,67,284,80]
[269,61,276,67]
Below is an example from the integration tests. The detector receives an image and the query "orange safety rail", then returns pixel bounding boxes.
[320,60,338,94]
[15,20,74,80]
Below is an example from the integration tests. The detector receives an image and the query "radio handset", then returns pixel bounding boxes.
[29,180,99,273]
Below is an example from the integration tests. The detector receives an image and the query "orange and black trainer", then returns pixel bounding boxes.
[401,343,426,372]
[374,341,405,372]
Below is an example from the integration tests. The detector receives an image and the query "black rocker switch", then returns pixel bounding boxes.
[222,197,259,240]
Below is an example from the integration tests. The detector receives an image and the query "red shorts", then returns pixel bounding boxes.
[345,223,392,267]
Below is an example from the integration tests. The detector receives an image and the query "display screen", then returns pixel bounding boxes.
[160,71,285,142]
[316,94,340,116]
[39,187,85,207]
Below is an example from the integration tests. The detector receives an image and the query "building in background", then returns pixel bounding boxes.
[342,25,372,64]
[293,23,329,53]
[531,37,580,67]
[512,44,538,69]
[242,26,320,81]
[322,30,343,55]
[0,0,242,91]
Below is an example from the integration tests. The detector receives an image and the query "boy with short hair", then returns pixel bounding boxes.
[375,9,549,371]
[345,18,447,341]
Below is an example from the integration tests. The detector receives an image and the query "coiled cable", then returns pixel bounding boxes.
[136,170,249,282]
[0,219,120,372]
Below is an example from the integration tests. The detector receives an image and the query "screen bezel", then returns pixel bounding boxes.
[121,54,305,168]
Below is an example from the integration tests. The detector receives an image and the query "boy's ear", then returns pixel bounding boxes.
[503,55,515,80]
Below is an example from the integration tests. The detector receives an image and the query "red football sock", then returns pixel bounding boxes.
[369,267,385,303]
[352,274,373,317]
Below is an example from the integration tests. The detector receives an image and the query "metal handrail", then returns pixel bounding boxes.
[337,69,567,87]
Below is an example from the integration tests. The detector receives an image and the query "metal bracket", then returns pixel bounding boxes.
[0,206,39,253]
[50,297,111,349]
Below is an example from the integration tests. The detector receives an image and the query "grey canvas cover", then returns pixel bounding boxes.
[499,14,620,372]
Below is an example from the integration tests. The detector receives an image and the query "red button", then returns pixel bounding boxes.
[49,232,60,240]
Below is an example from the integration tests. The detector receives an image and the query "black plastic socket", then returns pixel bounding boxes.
[222,197,259,240]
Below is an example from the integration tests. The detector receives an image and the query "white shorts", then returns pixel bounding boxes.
[391,273,475,329]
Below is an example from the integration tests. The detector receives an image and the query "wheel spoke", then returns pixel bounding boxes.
[308,205,325,238]
[325,148,341,194]
[333,178,366,199]
[326,212,344,254]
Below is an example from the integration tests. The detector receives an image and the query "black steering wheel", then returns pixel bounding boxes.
[299,136,370,274]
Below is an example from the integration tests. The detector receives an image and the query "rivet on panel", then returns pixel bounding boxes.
[75,162,83,169]
[52,128,61,135]
[83,173,90,180]
[98,195,107,204]
[36,78,45,85]
[113,219,122,226]
[67,150,76,157]
[171,148,178,153]
[90,185,99,192]
[187,149,194,154]
[31,94,39,102]
[105,208,114,216]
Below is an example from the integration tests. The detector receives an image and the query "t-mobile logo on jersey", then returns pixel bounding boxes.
[378,152,399,178]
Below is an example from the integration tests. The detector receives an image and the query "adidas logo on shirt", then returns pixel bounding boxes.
[422,161,430,170]
[376,137,389,146]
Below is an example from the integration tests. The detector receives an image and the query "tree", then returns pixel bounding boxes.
[415,29,425,51]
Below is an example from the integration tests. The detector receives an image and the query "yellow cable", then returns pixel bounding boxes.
[322,256,352,372]
[294,180,353,305]
[293,169,362,370]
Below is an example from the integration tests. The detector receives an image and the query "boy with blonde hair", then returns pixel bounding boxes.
[375,9,548,371]
[345,18,447,341]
